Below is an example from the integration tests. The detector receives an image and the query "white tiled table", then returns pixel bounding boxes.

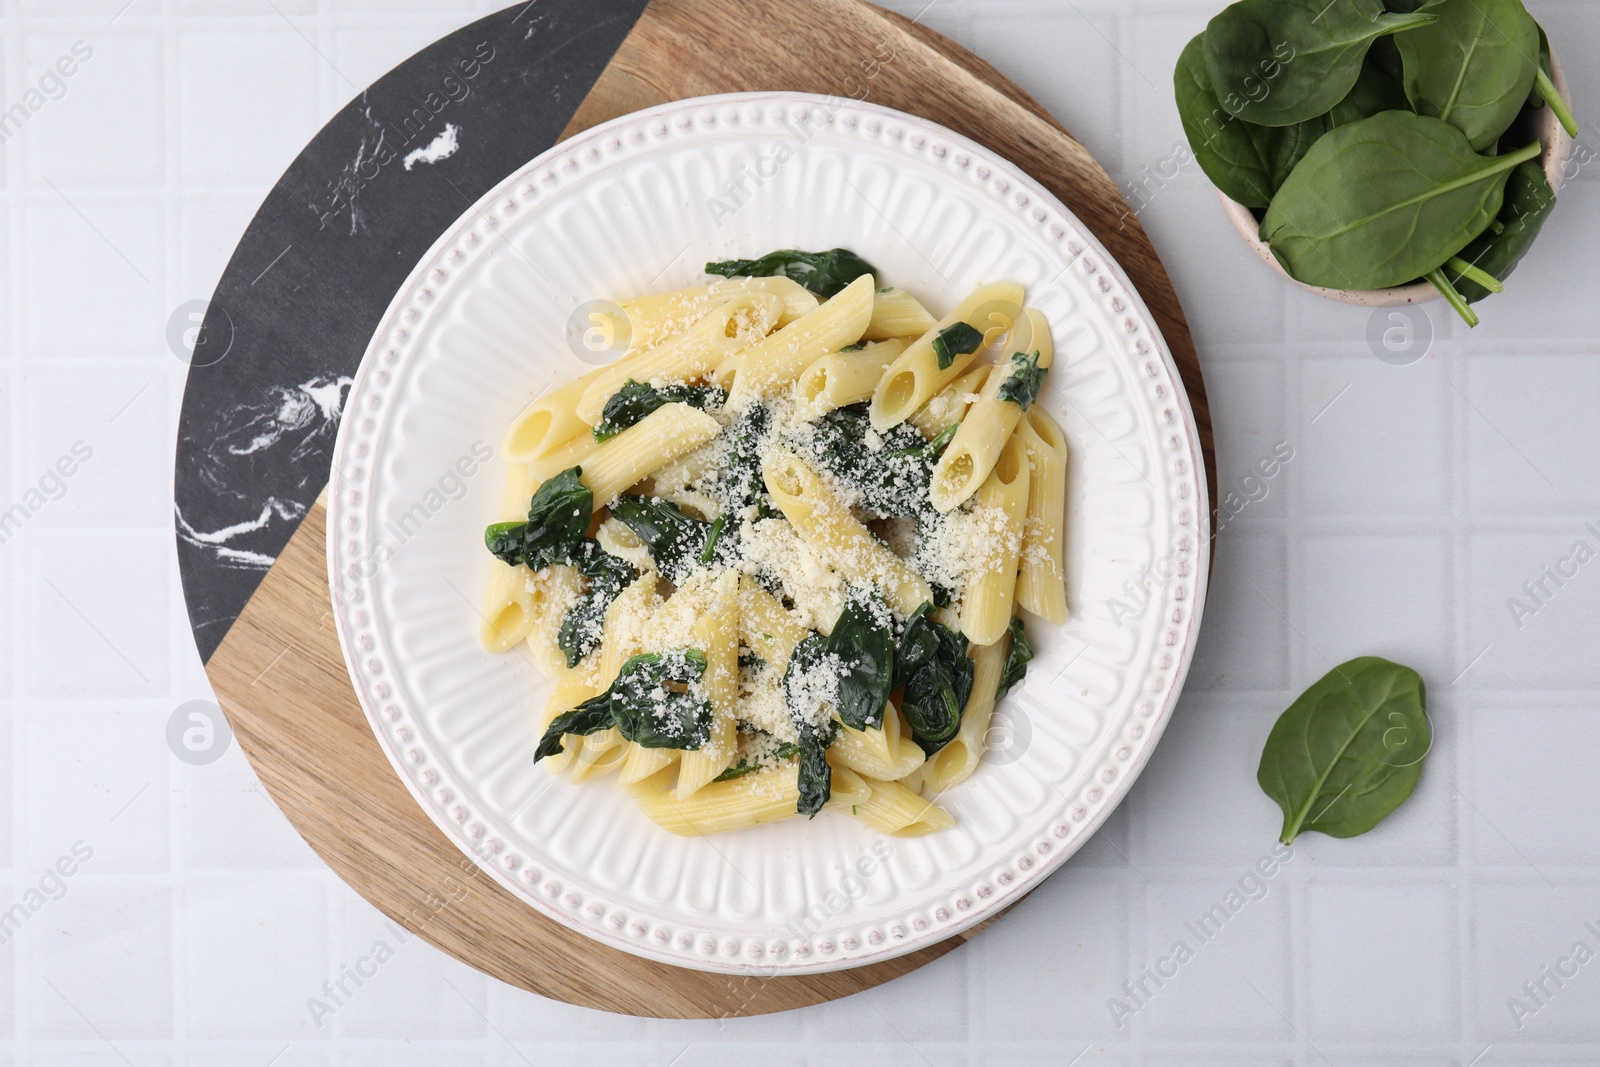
[3,0,1597,1062]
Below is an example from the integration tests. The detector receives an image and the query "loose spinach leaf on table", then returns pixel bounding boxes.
[534,691,613,761]
[1203,0,1437,127]
[608,649,715,749]
[1174,32,1328,209]
[997,616,1034,699]
[997,351,1047,410]
[610,495,717,584]
[931,321,985,370]
[593,380,725,442]
[555,540,637,667]
[704,248,877,298]
[1394,0,1540,151]
[1444,159,1556,303]
[1261,111,1539,290]
[894,602,974,755]
[483,466,592,571]
[1257,656,1430,845]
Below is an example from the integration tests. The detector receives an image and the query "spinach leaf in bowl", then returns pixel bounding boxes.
[1175,32,1327,209]
[1394,0,1540,152]
[1444,159,1557,303]
[1258,656,1430,845]
[1261,111,1539,290]
[1203,0,1437,127]
[1326,55,1410,129]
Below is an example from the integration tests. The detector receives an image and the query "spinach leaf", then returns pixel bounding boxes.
[608,649,715,749]
[593,380,725,442]
[997,351,1046,410]
[1203,0,1437,127]
[1527,22,1552,109]
[611,495,716,584]
[1394,0,1539,151]
[1395,0,1539,151]
[1261,111,1539,290]
[1258,656,1430,844]
[1175,32,1328,209]
[534,691,613,762]
[824,589,895,732]
[482,466,592,571]
[795,722,834,818]
[997,616,1034,699]
[556,540,637,667]
[704,248,877,298]
[784,635,840,817]
[796,403,949,521]
[716,402,772,518]
[1444,159,1556,303]
[1326,53,1409,129]
[931,321,985,370]
[894,602,974,755]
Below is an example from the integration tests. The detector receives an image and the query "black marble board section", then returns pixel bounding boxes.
[175,0,652,662]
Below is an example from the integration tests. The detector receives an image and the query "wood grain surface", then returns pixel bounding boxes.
[207,0,1214,1018]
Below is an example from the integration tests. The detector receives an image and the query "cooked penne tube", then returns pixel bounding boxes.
[503,366,615,461]
[762,449,932,617]
[830,706,925,781]
[849,775,956,836]
[528,432,598,482]
[1017,406,1069,623]
[579,403,722,506]
[908,363,988,439]
[738,576,810,675]
[929,308,1054,513]
[675,573,741,799]
[869,281,1024,430]
[794,338,905,418]
[862,286,937,340]
[523,564,583,675]
[719,274,875,405]
[480,462,540,653]
[620,277,818,349]
[535,667,600,774]
[576,293,783,425]
[958,434,1031,645]
[922,636,1008,792]
[626,760,871,836]
[620,743,680,785]
[567,726,627,782]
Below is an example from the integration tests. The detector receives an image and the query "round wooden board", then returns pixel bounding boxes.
[199,0,1214,1019]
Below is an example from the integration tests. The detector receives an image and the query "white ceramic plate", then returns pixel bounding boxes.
[328,92,1208,975]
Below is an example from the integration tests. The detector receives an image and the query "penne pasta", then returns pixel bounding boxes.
[908,363,988,439]
[794,338,905,419]
[620,277,818,349]
[862,286,937,341]
[626,760,871,836]
[849,775,956,836]
[869,281,1025,430]
[675,572,741,799]
[922,636,1008,792]
[479,462,540,653]
[576,293,784,425]
[761,449,932,617]
[719,274,876,406]
[958,433,1031,646]
[580,403,722,506]
[483,255,1072,838]
[1017,406,1069,623]
[830,706,925,781]
[929,308,1054,513]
